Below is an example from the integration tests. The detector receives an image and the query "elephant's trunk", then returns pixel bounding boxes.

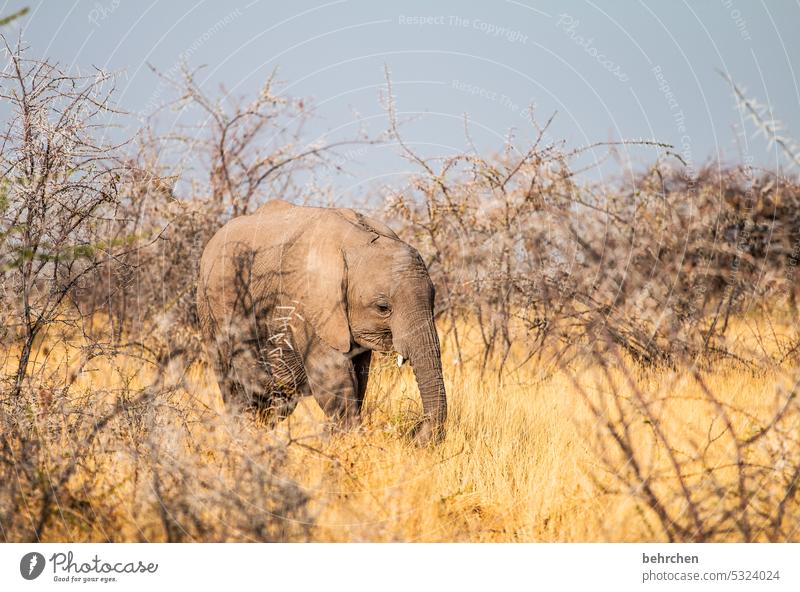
[395,310,447,444]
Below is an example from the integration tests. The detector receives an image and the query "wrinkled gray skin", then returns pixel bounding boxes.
[197,199,447,444]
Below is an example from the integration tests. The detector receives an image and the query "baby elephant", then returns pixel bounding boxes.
[196,199,447,444]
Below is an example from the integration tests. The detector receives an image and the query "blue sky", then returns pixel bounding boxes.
[4,0,799,202]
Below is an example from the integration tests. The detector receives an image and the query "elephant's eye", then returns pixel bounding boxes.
[375,301,392,315]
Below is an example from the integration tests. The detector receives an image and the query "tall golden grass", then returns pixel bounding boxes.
[19,313,796,543]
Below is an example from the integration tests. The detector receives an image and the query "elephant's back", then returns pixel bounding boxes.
[198,215,269,319]
[200,206,304,271]
[197,206,312,316]
[197,200,384,324]
[254,198,295,217]
[199,215,257,284]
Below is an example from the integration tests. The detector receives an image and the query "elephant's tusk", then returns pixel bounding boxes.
[397,354,405,367]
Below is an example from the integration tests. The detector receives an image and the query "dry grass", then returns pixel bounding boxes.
[16,313,795,543]
[279,352,798,541]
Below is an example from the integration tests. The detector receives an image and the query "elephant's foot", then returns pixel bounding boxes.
[409,417,446,447]
[325,414,364,439]
[248,388,300,428]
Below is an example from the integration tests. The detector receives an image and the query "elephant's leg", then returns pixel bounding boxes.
[253,334,308,426]
[303,339,361,428]
[204,328,246,406]
[352,349,372,416]
[252,389,300,427]
[221,333,273,407]
[208,313,309,422]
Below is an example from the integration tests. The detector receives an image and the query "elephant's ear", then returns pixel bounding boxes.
[304,240,351,353]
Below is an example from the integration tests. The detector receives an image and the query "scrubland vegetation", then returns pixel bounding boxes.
[1,42,798,542]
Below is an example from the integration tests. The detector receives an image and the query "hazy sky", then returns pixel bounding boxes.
[3,0,799,202]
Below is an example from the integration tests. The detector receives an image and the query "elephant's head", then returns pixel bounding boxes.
[300,213,447,444]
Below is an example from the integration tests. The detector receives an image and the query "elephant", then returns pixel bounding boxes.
[196,199,447,444]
